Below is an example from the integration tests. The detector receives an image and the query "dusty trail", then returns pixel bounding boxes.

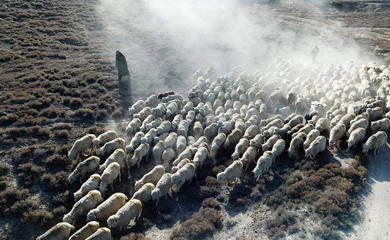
[346,143,390,240]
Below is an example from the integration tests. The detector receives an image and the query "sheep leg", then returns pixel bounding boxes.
[119,171,122,182]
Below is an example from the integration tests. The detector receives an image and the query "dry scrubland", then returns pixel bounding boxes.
[0,0,390,240]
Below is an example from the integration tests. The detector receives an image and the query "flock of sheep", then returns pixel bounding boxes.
[37,59,390,239]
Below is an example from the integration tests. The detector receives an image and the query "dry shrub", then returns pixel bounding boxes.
[170,207,223,240]
[0,163,10,176]
[73,108,95,120]
[52,123,72,131]
[201,198,221,210]
[37,127,51,139]
[46,154,68,168]
[112,108,124,119]
[40,171,67,189]
[53,129,70,140]
[0,187,30,215]
[120,233,145,240]
[88,125,107,135]
[17,162,44,187]
[69,97,83,108]
[22,208,54,224]
[39,107,66,118]
[0,114,17,125]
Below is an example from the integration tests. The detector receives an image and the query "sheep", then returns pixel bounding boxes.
[86,193,128,222]
[68,134,96,160]
[37,222,75,240]
[129,143,150,168]
[131,183,155,203]
[128,100,145,117]
[244,115,257,129]
[152,140,165,165]
[262,134,281,152]
[69,221,99,240]
[217,160,243,188]
[171,158,192,174]
[338,113,355,129]
[223,129,243,149]
[329,123,346,149]
[262,118,284,132]
[162,148,176,170]
[292,123,314,138]
[239,146,257,170]
[288,132,306,158]
[308,115,320,126]
[330,115,343,128]
[286,114,305,128]
[126,118,142,136]
[305,136,326,159]
[176,135,187,156]
[134,165,165,191]
[93,131,117,149]
[218,120,235,136]
[151,103,167,118]
[164,132,178,149]
[96,138,126,158]
[366,106,384,121]
[231,138,249,160]
[107,199,142,230]
[68,156,100,184]
[134,107,152,121]
[85,227,113,240]
[243,124,259,140]
[347,128,366,151]
[141,128,157,145]
[185,110,196,124]
[145,94,158,108]
[172,147,196,166]
[151,173,173,206]
[99,163,121,197]
[371,118,390,132]
[177,120,190,137]
[271,139,285,161]
[166,102,179,119]
[63,190,103,224]
[156,120,172,135]
[249,134,264,150]
[193,145,209,168]
[98,149,126,174]
[210,133,226,159]
[192,121,204,140]
[140,115,156,132]
[74,174,101,202]
[350,112,369,126]
[315,117,330,134]
[171,163,196,193]
[253,151,274,181]
[126,132,144,154]
[362,131,387,156]
[193,136,208,148]
[346,119,369,138]
[181,101,195,116]
[203,122,219,142]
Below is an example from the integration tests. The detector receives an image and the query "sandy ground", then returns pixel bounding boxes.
[346,143,390,240]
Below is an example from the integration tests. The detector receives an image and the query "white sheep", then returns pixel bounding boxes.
[303,129,321,150]
[203,122,219,142]
[249,134,265,150]
[68,156,100,184]
[171,158,191,174]
[98,149,126,174]
[210,133,226,159]
[162,148,176,170]
[286,115,305,128]
[239,146,257,170]
[125,132,144,154]
[218,120,235,136]
[262,118,284,132]
[330,115,343,128]
[140,115,156,132]
[131,183,155,203]
[156,120,171,135]
[243,125,259,140]
[166,102,179,119]
[93,131,117,148]
[192,136,208,148]
[63,190,103,224]
[292,123,314,139]
[134,165,165,191]
[128,100,145,117]
[171,163,196,193]
[87,193,128,222]
[151,103,167,118]
[134,107,152,121]
[186,109,196,124]
[192,121,204,140]
[99,163,121,197]
[74,174,101,202]
[193,145,209,168]
[141,128,157,145]
[271,139,285,161]
[172,147,196,166]
[253,151,274,181]
[68,134,96,160]
[315,117,330,134]
[176,135,187,156]
[223,128,243,149]
[152,140,165,165]
[69,221,99,240]
[85,227,113,240]
[145,94,158,108]
[107,199,142,230]
[371,118,390,132]
[164,132,178,149]
[329,123,346,149]
[96,138,126,158]
[126,118,142,136]
[347,128,366,151]
[366,106,384,121]
[37,222,75,240]
[151,173,173,206]
[217,160,243,188]
[346,119,369,138]
[244,115,258,129]
[362,131,387,156]
[181,101,195,116]
[231,138,249,160]
[305,136,326,159]
[262,134,281,152]
[129,143,150,168]
[177,120,190,137]
[288,132,306,158]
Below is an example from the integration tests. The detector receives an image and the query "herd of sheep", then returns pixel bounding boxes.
[37,59,390,239]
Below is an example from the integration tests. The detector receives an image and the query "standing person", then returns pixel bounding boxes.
[311,45,319,62]
[115,50,130,80]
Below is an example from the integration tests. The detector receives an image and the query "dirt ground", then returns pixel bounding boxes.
[1,0,390,240]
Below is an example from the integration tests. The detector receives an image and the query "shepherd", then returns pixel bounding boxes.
[115,50,130,80]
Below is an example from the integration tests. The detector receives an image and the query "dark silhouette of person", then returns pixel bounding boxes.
[311,45,319,62]
[115,50,130,80]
